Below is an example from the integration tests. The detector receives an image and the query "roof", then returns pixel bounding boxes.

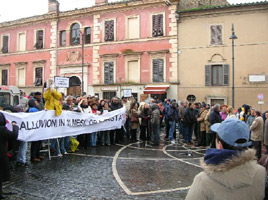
[178,1,268,13]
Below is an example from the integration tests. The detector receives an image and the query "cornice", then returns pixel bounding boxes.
[179,3,268,20]
[0,0,178,30]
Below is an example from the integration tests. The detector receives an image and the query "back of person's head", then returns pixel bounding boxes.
[255,111,261,117]
[211,118,251,151]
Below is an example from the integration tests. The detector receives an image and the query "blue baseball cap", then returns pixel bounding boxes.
[210,118,252,147]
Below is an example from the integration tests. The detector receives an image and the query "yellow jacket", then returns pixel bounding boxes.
[43,89,62,116]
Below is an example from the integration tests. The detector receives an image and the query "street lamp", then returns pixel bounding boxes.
[229,24,237,108]
[74,31,85,96]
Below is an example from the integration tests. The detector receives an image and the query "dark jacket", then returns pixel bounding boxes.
[167,104,179,122]
[184,107,196,125]
[140,108,152,126]
[0,112,18,183]
[209,108,222,126]
[110,98,122,111]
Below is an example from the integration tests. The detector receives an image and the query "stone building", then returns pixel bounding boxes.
[177,1,268,110]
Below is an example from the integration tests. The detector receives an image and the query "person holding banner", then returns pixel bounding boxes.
[77,98,92,149]
[0,113,19,199]
[28,99,44,162]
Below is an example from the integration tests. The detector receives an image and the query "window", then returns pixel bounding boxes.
[34,67,43,86]
[210,25,222,45]
[35,30,44,49]
[1,70,8,85]
[84,27,91,44]
[152,59,164,82]
[103,92,116,100]
[70,23,80,45]
[126,16,139,39]
[17,67,26,87]
[104,62,114,84]
[60,30,66,47]
[187,95,196,103]
[127,60,139,83]
[152,14,164,37]
[1,36,9,53]
[205,64,229,86]
[104,20,114,41]
[18,32,26,51]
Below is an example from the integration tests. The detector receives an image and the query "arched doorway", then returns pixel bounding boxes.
[67,76,81,96]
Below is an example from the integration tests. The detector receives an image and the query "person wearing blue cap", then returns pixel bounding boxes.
[186,118,266,200]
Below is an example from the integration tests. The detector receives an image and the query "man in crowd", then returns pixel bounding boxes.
[209,104,222,148]
[250,111,264,160]
[110,97,123,144]
[186,118,266,200]
[183,103,196,145]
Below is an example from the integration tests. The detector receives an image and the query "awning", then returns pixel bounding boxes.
[144,85,169,94]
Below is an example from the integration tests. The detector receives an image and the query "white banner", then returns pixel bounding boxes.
[1,107,126,142]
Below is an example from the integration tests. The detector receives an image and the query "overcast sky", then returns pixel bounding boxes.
[0,0,263,23]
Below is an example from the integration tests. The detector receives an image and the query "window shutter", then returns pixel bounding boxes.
[2,70,8,85]
[2,36,9,53]
[35,67,43,86]
[152,14,163,37]
[105,20,114,41]
[104,62,114,84]
[159,59,164,82]
[109,63,114,84]
[36,30,43,49]
[104,63,109,84]
[60,30,66,47]
[85,27,91,44]
[152,59,164,82]
[205,65,211,86]
[152,59,159,82]
[223,64,229,85]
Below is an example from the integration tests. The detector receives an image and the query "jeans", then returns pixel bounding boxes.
[184,125,193,143]
[64,137,70,151]
[52,138,66,154]
[152,124,160,145]
[178,121,184,138]
[169,121,176,141]
[17,141,27,164]
[90,132,97,146]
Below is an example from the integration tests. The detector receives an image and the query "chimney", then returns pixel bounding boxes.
[48,0,59,14]
[95,0,108,6]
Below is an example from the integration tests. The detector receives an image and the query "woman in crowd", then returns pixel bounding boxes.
[130,102,140,142]
[77,98,92,149]
[197,104,208,147]
[100,102,111,146]
[151,103,160,145]
[29,99,44,162]
[226,106,236,119]
[90,103,99,147]
[140,103,151,142]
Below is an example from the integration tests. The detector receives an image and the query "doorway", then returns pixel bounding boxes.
[67,76,81,96]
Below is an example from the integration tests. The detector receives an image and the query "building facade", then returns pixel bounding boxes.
[177,2,268,110]
[0,0,179,101]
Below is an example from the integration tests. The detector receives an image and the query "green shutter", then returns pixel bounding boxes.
[205,65,211,86]
[223,64,229,85]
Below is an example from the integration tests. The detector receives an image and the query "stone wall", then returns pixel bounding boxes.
[178,0,229,10]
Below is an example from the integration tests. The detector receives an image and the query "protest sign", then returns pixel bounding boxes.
[1,107,126,142]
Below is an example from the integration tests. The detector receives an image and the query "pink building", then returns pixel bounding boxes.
[0,0,179,101]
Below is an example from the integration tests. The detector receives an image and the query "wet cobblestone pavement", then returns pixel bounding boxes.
[3,134,206,200]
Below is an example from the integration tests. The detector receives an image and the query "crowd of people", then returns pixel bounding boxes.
[8,91,268,165]
[1,88,268,199]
